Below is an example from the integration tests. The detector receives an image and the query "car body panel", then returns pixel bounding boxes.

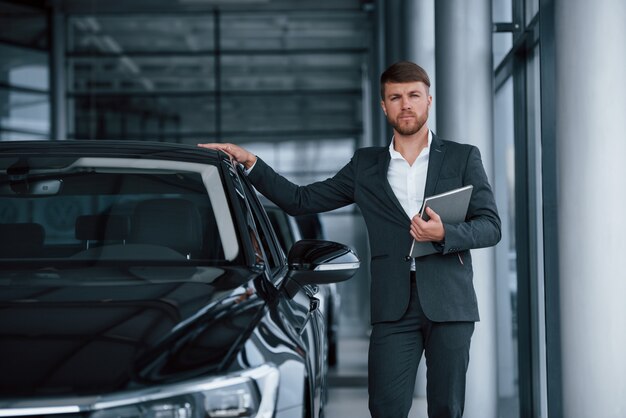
[0,140,359,418]
[0,266,261,396]
[262,201,342,368]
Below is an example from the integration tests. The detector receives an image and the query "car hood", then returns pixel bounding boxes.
[0,265,265,398]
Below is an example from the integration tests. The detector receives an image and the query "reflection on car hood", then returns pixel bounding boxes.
[0,265,264,398]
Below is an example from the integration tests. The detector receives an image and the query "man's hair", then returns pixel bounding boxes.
[380,61,431,98]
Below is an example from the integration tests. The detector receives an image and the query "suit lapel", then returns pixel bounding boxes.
[373,133,447,220]
[423,133,447,198]
[377,150,409,220]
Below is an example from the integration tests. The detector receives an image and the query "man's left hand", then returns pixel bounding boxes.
[410,206,445,242]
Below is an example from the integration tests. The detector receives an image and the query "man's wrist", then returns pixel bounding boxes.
[243,155,257,170]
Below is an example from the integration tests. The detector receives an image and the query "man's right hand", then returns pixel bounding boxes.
[197,142,257,170]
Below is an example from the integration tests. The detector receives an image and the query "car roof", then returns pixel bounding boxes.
[0,140,225,167]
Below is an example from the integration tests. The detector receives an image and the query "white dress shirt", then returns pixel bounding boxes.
[387,130,432,271]
[387,130,432,219]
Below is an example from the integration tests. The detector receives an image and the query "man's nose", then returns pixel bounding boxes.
[401,96,412,109]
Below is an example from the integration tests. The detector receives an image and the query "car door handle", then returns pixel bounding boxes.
[299,297,320,336]
[309,296,320,312]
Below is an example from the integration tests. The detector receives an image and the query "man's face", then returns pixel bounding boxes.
[381,81,432,136]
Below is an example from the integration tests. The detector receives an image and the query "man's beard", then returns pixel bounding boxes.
[388,111,428,136]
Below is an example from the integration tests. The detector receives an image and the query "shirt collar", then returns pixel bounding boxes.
[388,130,433,160]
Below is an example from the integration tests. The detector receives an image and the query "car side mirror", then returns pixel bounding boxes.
[284,239,359,297]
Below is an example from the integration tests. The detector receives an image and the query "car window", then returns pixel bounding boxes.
[0,157,240,264]
[263,205,301,256]
[237,171,285,274]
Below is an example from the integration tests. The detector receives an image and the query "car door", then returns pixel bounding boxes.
[231,164,327,417]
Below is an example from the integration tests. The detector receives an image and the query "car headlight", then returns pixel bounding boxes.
[0,365,279,418]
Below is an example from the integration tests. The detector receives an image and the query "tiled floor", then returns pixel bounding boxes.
[325,337,428,418]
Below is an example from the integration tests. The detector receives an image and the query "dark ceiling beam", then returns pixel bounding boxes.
[48,0,370,14]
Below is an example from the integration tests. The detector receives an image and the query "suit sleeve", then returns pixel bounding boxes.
[247,156,356,216]
[440,146,501,253]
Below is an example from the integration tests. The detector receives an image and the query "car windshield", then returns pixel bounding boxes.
[0,156,239,265]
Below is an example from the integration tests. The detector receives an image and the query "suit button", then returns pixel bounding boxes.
[404,256,412,262]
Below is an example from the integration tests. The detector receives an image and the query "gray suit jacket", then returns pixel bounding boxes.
[248,134,501,324]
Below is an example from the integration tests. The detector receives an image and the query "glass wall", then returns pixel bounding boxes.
[246,138,356,185]
[493,0,547,416]
[494,76,519,418]
[0,1,50,140]
[493,0,513,68]
[61,5,373,346]
[526,41,548,418]
[67,15,216,141]
[66,11,371,146]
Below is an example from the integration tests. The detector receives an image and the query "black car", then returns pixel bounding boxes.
[261,200,341,367]
[0,140,359,418]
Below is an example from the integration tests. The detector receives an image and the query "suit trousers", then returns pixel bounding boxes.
[368,273,475,418]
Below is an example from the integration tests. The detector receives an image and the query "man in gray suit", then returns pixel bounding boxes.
[199,61,501,418]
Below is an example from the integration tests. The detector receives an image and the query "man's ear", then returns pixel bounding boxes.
[381,100,387,116]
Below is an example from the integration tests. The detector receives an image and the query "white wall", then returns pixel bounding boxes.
[556,0,626,416]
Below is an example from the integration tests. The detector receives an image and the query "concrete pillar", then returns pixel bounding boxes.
[405,0,436,128]
[403,0,436,398]
[50,6,67,140]
[555,0,626,416]
[434,1,497,417]
[370,0,388,147]
[383,0,407,65]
